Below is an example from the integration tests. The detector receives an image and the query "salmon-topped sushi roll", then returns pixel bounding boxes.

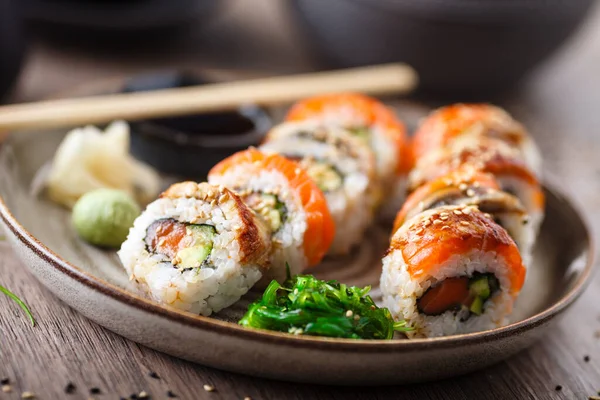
[409,138,545,236]
[208,148,335,280]
[118,182,271,316]
[412,103,541,176]
[394,168,533,267]
[381,205,526,338]
[261,121,377,255]
[285,92,411,213]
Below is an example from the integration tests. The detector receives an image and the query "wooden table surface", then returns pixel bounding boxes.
[2,2,600,399]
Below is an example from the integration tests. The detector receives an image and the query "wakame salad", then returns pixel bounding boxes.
[239,270,410,339]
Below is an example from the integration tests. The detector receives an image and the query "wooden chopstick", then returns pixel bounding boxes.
[0,63,417,131]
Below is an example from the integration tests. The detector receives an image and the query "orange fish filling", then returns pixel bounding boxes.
[146,219,189,259]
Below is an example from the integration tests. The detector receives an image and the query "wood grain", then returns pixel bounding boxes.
[1,1,600,399]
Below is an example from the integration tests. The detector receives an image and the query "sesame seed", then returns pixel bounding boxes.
[555,385,562,391]
[138,391,149,399]
[203,384,215,392]
[440,215,449,220]
[433,220,442,225]
[21,392,35,399]
[460,221,470,226]
[2,385,12,393]
[1,379,9,385]
[167,390,177,398]
[90,387,101,395]
[453,210,462,215]
[345,310,353,317]
[148,372,160,380]
[585,355,591,362]
[65,382,76,394]
[458,183,468,191]
[466,189,475,197]
[442,226,451,230]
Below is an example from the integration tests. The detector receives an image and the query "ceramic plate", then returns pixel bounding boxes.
[0,126,594,385]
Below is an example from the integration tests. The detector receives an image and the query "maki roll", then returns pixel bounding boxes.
[381,205,526,338]
[412,103,541,176]
[118,182,271,316]
[394,168,533,266]
[208,148,335,280]
[285,92,411,213]
[408,138,545,236]
[261,121,376,255]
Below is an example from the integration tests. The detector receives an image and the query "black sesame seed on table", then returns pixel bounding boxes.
[1,378,9,385]
[167,390,177,398]
[65,382,76,394]
[90,387,102,394]
[585,355,591,362]
[555,385,562,391]
[148,372,160,380]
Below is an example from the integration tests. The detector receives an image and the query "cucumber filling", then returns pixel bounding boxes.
[244,192,288,232]
[145,219,216,271]
[347,126,371,142]
[304,160,343,193]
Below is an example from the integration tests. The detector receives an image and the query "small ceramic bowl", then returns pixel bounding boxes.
[290,0,594,98]
[122,71,272,179]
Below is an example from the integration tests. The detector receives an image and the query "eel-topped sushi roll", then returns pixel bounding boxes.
[285,92,411,213]
[408,138,545,237]
[286,92,411,182]
[118,182,271,316]
[208,148,335,280]
[381,205,526,338]
[412,103,542,176]
[394,168,533,266]
[261,121,376,255]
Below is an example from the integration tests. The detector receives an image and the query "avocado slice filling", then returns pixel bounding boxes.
[417,273,499,317]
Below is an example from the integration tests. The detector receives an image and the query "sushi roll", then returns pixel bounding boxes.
[381,205,526,338]
[118,182,271,316]
[285,92,411,212]
[412,103,542,176]
[208,148,335,280]
[393,168,533,266]
[408,138,545,236]
[261,121,375,255]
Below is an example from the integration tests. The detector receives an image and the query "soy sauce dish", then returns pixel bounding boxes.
[0,94,594,385]
[123,72,272,179]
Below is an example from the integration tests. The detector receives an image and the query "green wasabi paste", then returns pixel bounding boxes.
[72,189,140,248]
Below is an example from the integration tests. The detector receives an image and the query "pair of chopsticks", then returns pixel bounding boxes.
[0,63,417,131]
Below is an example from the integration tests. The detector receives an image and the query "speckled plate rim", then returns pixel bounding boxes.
[0,181,595,352]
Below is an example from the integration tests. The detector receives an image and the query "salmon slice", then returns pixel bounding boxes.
[209,148,335,266]
[412,103,527,161]
[390,205,526,296]
[285,92,412,174]
[417,277,470,315]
